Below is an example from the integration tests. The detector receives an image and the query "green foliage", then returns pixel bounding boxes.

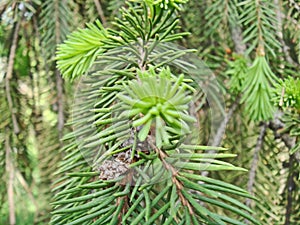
[273,76,300,154]
[204,0,239,44]
[226,54,248,94]
[51,1,259,224]
[13,45,30,77]
[238,0,280,56]
[118,67,196,146]
[56,20,108,81]
[56,0,190,82]
[51,66,257,223]
[241,56,277,121]
[144,0,188,10]
[0,25,8,56]
[0,85,8,211]
[180,1,300,224]
[274,76,300,110]
[40,0,75,61]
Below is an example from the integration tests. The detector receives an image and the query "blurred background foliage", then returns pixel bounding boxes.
[0,0,299,224]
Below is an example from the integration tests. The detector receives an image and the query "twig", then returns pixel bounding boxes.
[245,123,267,207]
[243,123,267,225]
[117,196,128,224]
[55,0,64,141]
[15,170,38,210]
[200,98,240,178]
[198,11,246,207]
[212,98,239,147]
[288,0,300,12]
[138,39,147,73]
[5,18,21,134]
[207,16,247,147]
[93,0,107,26]
[56,70,64,140]
[6,16,20,80]
[231,26,246,55]
[198,19,245,203]
[230,4,247,55]
[269,111,296,150]
[147,136,195,215]
[5,132,16,225]
[268,111,297,225]
[284,153,296,225]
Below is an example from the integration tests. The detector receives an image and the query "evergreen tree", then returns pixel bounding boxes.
[51,1,260,224]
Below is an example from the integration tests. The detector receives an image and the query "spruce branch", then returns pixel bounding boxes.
[52,1,262,224]
[239,0,281,56]
[241,56,277,121]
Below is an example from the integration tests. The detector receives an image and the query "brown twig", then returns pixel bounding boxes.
[254,0,265,56]
[201,98,240,178]
[284,153,296,225]
[245,123,267,207]
[5,132,16,225]
[231,26,246,55]
[243,123,267,225]
[15,170,38,210]
[288,0,300,12]
[199,17,246,179]
[54,0,65,141]
[212,98,239,147]
[268,111,297,225]
[5,18,21,134]
[93,0,107,26]
[269,111,296,150]
[117,196,128,224]
[56,70,64,140]
[207,13,247,148]
[147,136,195,215]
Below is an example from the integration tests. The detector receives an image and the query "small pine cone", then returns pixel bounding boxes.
[97,159,129,180]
